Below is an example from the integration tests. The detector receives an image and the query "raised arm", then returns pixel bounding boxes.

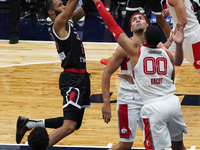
[102,46,128,124]
[71,0,96,23]
[71,6,86,23]
[169,0,187,30]
[158,22,184,66]
[171,22,184,66]
[93,0,139,62]
[54,0,79,37]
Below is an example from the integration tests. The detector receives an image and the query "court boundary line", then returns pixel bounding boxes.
[0,59,101,68]
[0,143,197,149]
[0,59,190,68]
[0,39,118,45]
[0,143,145,149]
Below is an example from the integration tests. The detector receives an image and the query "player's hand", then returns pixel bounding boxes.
[102,102,112,124]
[161,8,170,17]
[117,73,134,84]
[172,22,184,44]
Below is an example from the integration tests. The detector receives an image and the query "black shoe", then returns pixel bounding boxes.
[16,116,30,144]
[9,34,19,44]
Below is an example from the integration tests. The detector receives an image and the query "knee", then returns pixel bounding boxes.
[62,124,76,136]
[196,69,200,75]
[123,145,132,150]
[118,141,133,150]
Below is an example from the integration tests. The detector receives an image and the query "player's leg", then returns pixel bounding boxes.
[48,119,77,148]
[191,41,200,75]
[46,71,90,148]
[16,116,64,144]
[110,102,142,150]
[141,100,172,150]
[47,105,85,148]
[109,141,133,150]
[171,140,186,150]
[147,0,171,38]
[168,96,188,150]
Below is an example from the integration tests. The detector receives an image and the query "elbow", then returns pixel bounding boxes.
[175,62,182,66]
[181,20,187,28]
[174,60,183,66]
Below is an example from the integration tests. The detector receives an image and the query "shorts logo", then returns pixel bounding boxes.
[196,60,200,65]
[121,127,127,134]
[146,140,151,147]
[66,87,80,104]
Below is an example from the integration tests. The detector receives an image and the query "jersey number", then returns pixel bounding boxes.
[143,57,167,75]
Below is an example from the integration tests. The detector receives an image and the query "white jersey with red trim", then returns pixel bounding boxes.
[133,46,176,102]
[166,0,199,34]
[117,58,142,105]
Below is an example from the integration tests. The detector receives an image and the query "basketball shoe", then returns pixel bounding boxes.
[16,116,31,144]
[100,53,113,65]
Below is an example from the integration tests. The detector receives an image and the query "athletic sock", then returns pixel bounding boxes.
[45,117,63,128]
[26,119,45,128]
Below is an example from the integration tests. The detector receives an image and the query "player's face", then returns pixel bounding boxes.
[131,14,148,33]
[53,0,65,15]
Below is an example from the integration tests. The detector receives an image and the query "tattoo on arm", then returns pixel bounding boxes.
[71,7,86,23]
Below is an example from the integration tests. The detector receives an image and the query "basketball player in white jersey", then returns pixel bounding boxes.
[162,0,200,75]
[93,0,188,149]
[102,13,147,150]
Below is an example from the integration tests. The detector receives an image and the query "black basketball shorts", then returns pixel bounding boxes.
[59,71,91,122]
[126,0,164,13]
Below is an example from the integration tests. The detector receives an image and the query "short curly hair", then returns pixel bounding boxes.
[145,25,162,46]
[28,127,49,150]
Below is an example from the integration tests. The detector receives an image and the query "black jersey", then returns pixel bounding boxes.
[49,20,86,69]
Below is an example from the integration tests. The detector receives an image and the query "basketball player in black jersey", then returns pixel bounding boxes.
[16,0,91,149]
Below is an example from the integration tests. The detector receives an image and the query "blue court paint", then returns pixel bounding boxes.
[181,95,200,106]
[90,93,113,103]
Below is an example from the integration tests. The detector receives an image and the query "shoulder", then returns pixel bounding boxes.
[115,45,129,59]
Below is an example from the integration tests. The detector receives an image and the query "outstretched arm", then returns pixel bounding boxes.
[71,0,96,23]
[165,22,184,66]
[93,0,139,61]
[54,0,79,38]
[169,0,187,32]
[102,46,128,124]
[171,22,184,66]
[158,22,184,66]
[71,6,86,23]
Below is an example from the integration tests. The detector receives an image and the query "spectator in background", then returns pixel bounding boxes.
[9,0,32,44]
[9,0,21,44]
[28,127,49,150]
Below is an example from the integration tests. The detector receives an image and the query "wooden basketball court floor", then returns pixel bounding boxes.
[0,40,200,150]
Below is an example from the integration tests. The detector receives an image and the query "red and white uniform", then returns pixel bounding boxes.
[117,57,143,142]
[167,0,200,74]
[133,46,188,150]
